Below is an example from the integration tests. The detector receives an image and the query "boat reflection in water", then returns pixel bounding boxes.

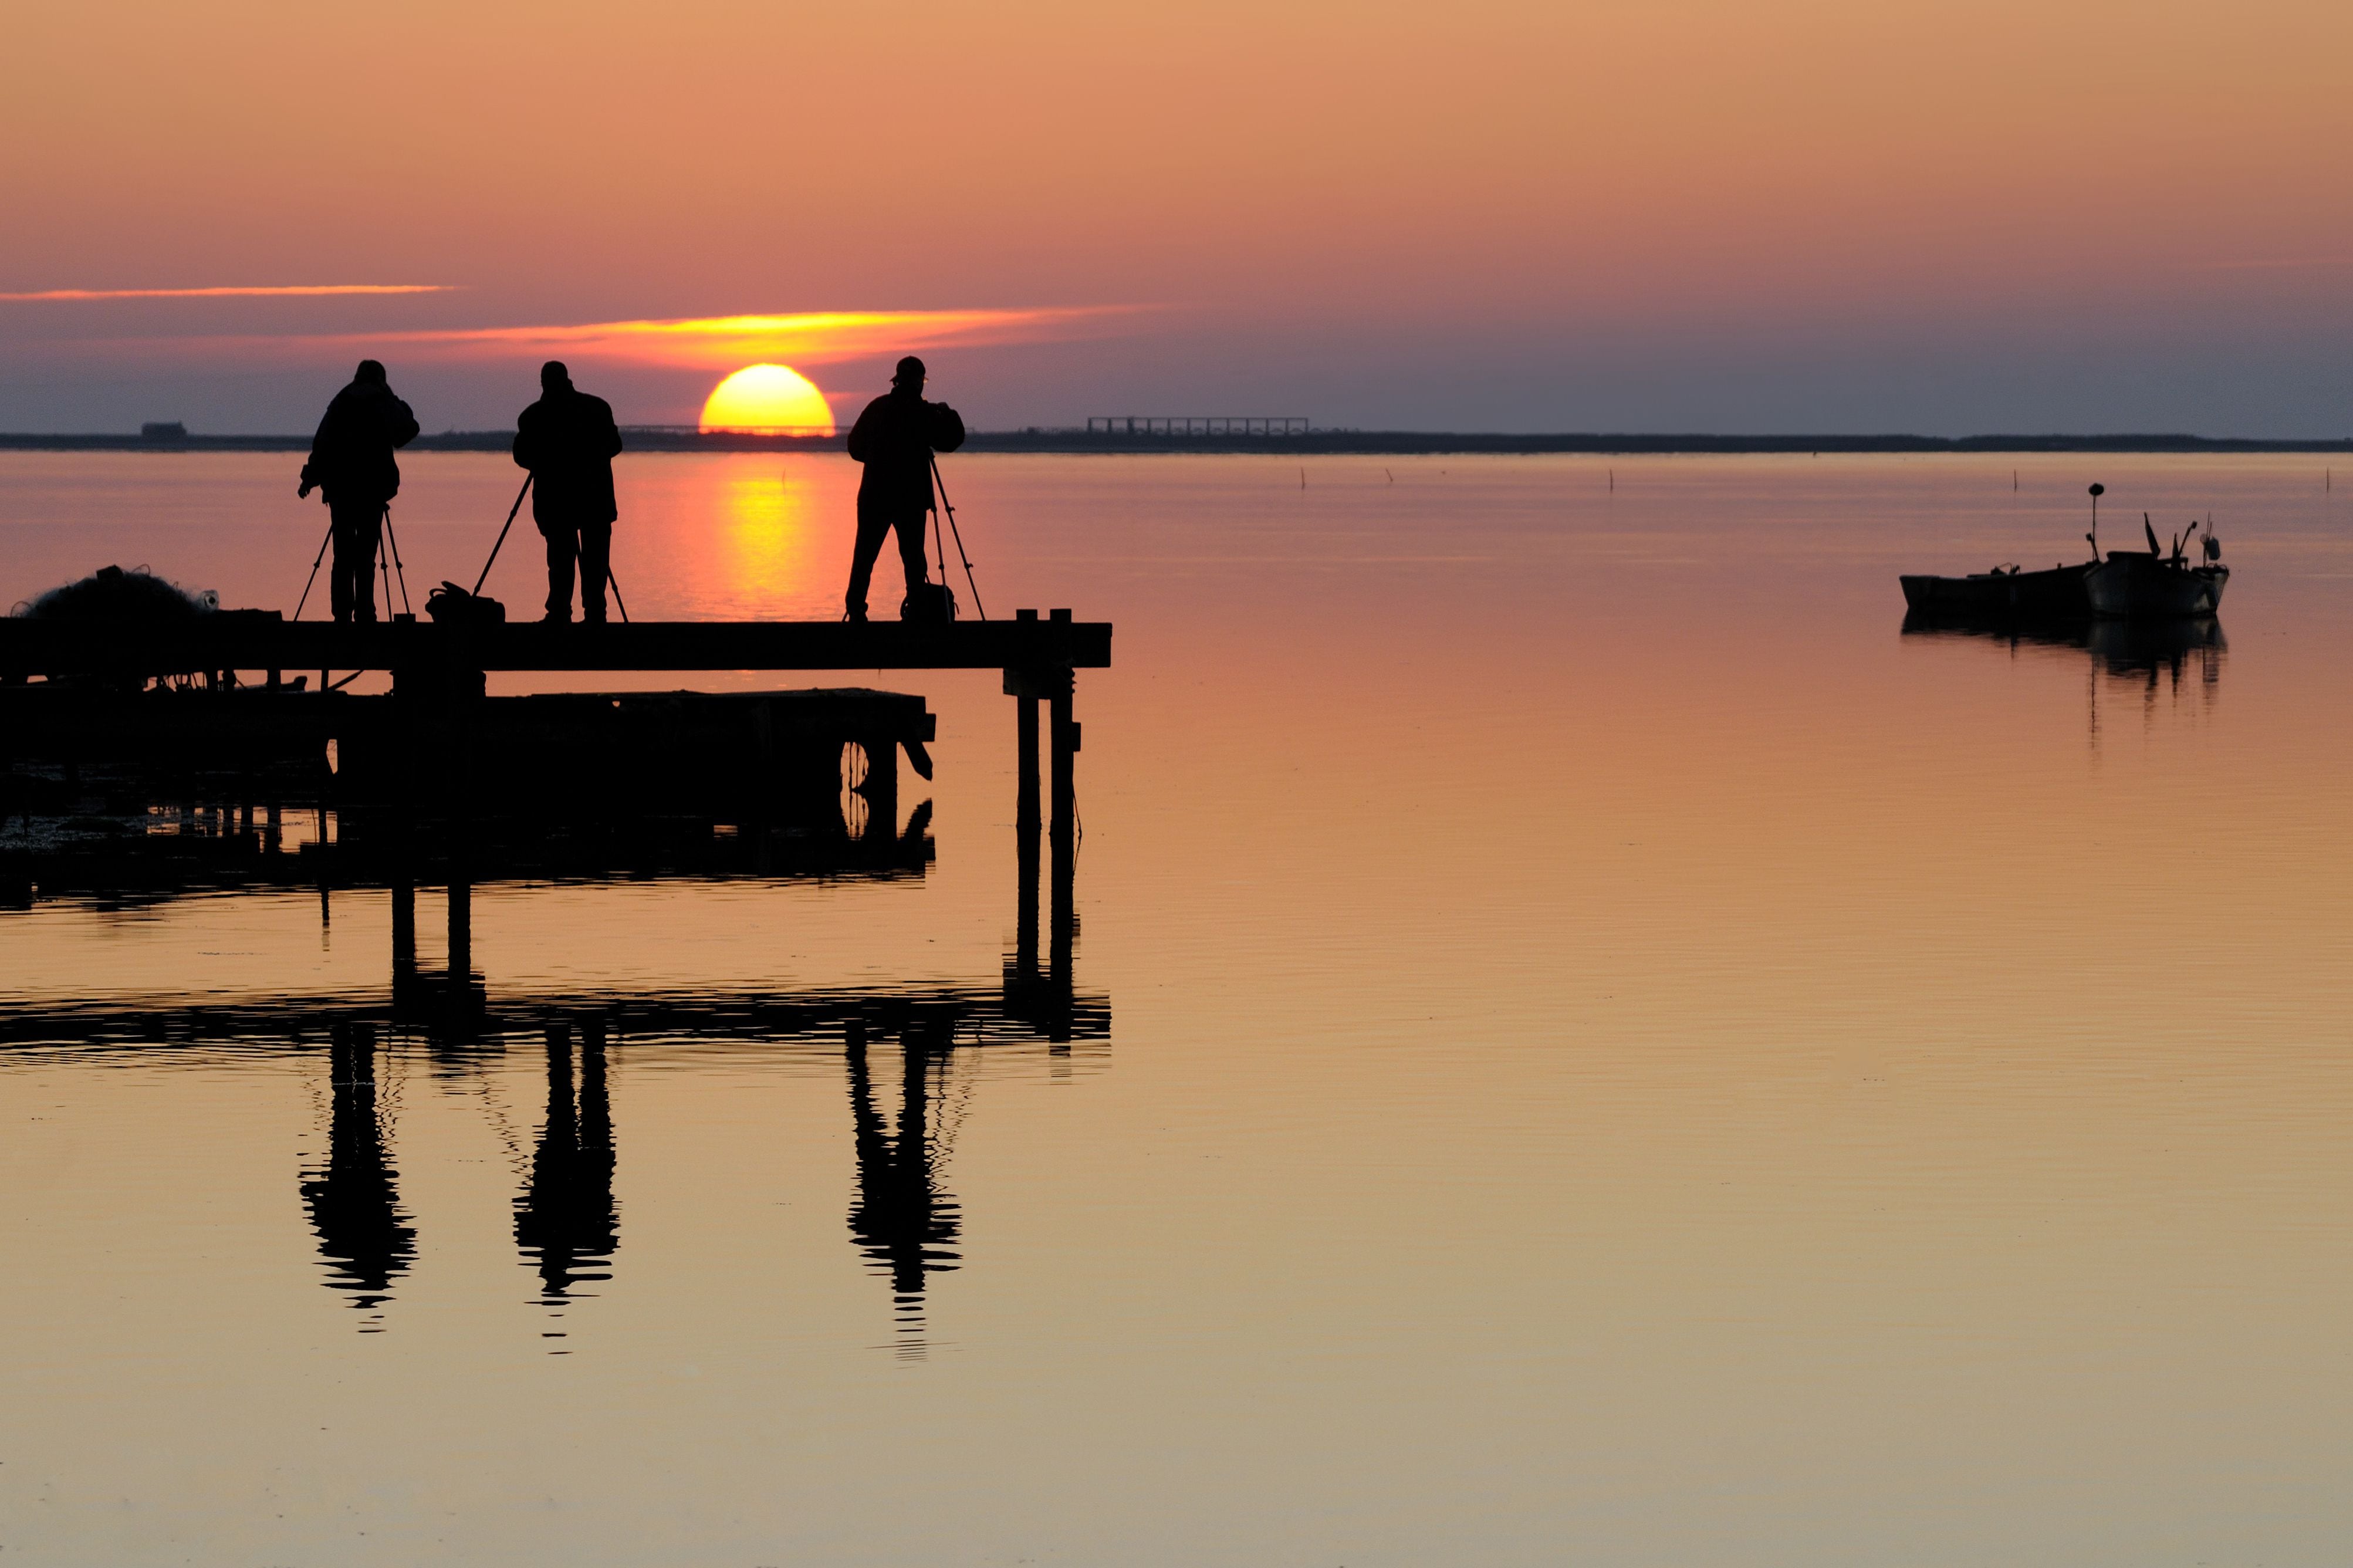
[1900,610,2224,736]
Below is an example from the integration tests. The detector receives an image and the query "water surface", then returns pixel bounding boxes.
[5,451,2352,1565]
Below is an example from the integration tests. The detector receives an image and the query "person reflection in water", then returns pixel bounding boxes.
[845,1016,962,1342]
[843,356,964,623]
[514,1019,618,1304]
[299,1021,417,1323]
[297,359,419,624]
[512,360,624,624]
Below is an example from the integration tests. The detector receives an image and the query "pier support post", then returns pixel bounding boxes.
[1047,610,1077,1045]
[1049,609,1076,850]
[1013,609,1042,833]
[448,872,471,992]
[391,877,415,993]
[1016,819,1041,982]
[857,734,899,839]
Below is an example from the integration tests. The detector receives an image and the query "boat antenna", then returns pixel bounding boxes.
[2144,514,2161,556]
[2086,482,2104,562]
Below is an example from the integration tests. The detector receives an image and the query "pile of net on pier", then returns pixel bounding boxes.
[12,565,217,622]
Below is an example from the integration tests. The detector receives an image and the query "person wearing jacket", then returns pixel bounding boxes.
[843,356,964,622]
[512,361,624,624]
[298,360,419,624]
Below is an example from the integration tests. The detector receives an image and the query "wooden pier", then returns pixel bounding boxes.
[3,607,1111,1040]
[0,609,1111,844]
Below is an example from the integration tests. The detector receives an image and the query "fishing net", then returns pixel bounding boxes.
[12,565,218,622]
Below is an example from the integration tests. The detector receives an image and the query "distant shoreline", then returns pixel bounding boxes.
[5,430,2349,457]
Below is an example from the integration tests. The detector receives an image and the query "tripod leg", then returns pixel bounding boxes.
[293,515,334,621]
[382,506,412,616]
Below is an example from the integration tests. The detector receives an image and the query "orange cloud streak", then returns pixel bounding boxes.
[312,306,1144,368]
[0,284,451,302]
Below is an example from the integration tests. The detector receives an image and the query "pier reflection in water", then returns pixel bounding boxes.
[846,1015,963,1352]
[0,777,1103,1340]
[515,1020,618,1314]
[297,1021,415,1327]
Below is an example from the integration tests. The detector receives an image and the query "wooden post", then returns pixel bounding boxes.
[448,873,471,989]
[1015,609,1040,833]
[859,734,898,838]
[391,877,415,992]
[389,799,415,999]
[1016,815,1041,986]
[1049,609,1076,849]
[1047,613,1076,1045]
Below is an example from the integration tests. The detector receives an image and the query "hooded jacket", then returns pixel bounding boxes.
[847,391,965,513]
[513,380,624,530]
[302,379,420,505]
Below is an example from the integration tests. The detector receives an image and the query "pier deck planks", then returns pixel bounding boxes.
[0,617,1112,680]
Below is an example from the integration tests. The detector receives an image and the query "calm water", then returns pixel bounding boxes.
[5,451,2353,1565]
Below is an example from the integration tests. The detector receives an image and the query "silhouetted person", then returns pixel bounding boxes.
[299,360,418,623]
[844,356,963,622]
[299,1022,416,1319]
[513,360,623,624]
[845,1016,961,1341]
[514,1020,618,1303]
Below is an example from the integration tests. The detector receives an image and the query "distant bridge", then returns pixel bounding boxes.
[1084,416,1309,436]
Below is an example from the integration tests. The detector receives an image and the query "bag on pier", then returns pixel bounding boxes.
[900,580,956,624]
[425,582,505,627]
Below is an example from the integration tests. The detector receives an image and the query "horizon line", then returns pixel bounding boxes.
[4,428,2348,454]
[0,285,454,303]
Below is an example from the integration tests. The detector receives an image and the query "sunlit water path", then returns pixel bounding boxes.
[5,452,2352,1565]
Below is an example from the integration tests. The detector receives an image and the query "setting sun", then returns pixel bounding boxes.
[699,363,834,433]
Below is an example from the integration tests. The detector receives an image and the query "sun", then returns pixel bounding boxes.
[699,364,836,434]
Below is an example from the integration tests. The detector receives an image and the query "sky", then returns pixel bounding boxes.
[4,0,2351,435]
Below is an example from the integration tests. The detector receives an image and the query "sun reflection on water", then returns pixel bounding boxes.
[711,464,821,617]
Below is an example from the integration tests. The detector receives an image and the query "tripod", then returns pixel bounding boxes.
[378,504,412,617]
[929,455,986,620]
[293,505,410,620]
[474,475,627,621]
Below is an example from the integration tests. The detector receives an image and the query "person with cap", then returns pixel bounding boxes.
[298,360,420,623]
[843,356,965,622]
[512,361,624,624]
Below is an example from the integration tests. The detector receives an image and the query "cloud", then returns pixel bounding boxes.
[0,305,1155,404]
[293,306,1146,369]
[0,284,452,302]
[2176,258,2353,273]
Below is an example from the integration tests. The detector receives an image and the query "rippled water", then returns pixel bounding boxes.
[5,451,2352,1564]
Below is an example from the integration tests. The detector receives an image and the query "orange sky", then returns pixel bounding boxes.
[4,1,2351,431]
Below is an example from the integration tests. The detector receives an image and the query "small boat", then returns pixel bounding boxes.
[2084,516,2227,617]
[1899,560,2092,620]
